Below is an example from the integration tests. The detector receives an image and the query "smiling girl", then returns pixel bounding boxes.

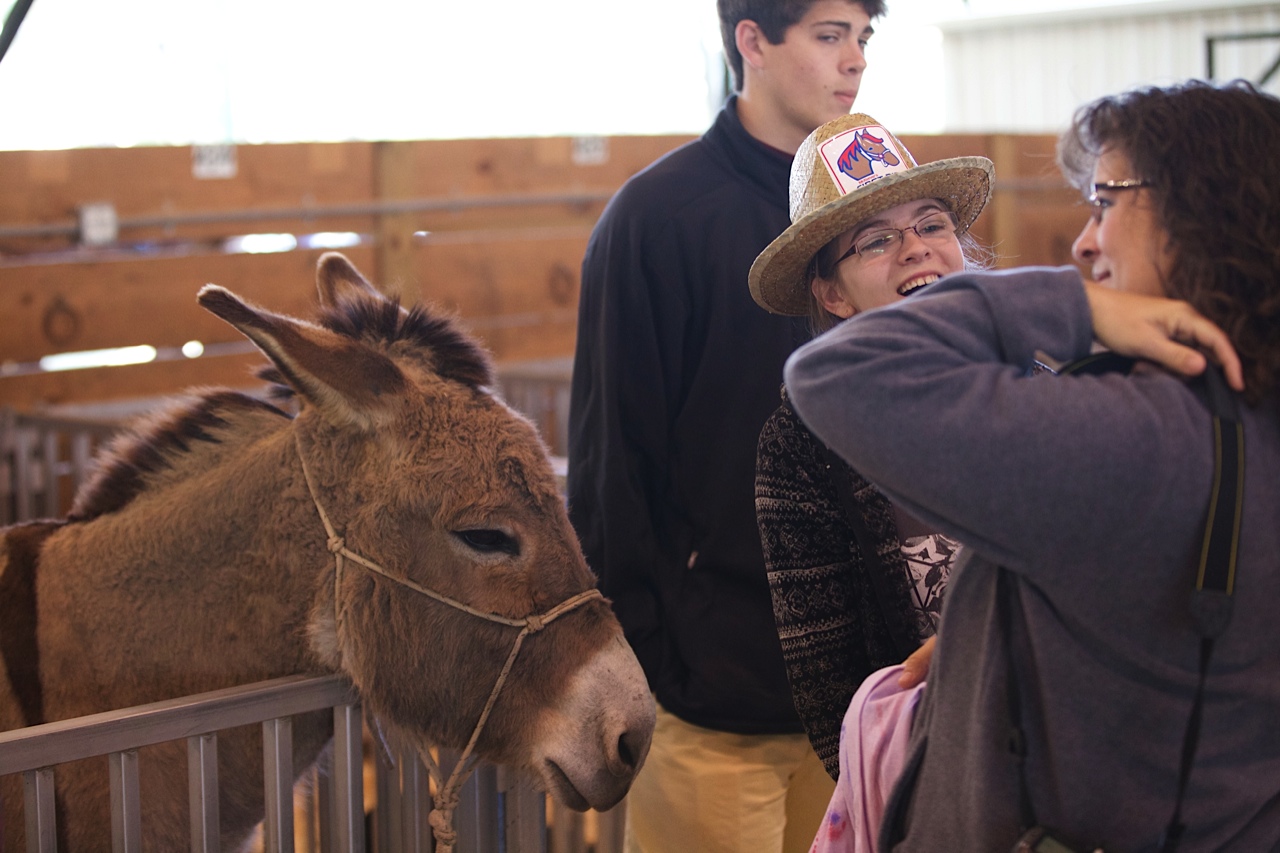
[747,114,993,798]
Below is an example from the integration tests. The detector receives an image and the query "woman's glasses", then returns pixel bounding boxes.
[1086,179,1151,222]
[836,210,960,264]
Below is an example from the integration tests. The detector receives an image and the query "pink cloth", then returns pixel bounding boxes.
[810,665,924,853]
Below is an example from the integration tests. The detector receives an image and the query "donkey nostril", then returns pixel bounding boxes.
[617,730,639,773]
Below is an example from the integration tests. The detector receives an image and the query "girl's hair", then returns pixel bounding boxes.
[1058,79,1280,403]
[804,219,994,335]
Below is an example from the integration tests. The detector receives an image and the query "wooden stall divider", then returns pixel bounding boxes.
[1,132,1087,417]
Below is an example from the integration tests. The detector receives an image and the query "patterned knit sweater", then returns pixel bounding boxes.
[755,388,936,778]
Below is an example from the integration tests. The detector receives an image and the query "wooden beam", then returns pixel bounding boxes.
[0,247,378,363]
[373,140,417,299]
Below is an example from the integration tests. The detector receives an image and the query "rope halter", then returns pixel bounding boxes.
[294,433,603,853]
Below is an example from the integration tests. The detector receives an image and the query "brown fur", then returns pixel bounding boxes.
[0,254,641,851]
[66,392,287,522]
[0,520,64,727]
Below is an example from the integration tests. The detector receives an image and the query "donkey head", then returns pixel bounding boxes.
[197,254,653,811]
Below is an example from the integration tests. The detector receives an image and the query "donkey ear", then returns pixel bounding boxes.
[316,252,384,309]
[197,284,407,431]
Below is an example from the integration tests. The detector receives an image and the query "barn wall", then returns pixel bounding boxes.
[0,132,1086,413]
[940,0,1280,133]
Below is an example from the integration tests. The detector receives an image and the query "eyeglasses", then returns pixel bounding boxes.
[1086,179,1151,222]
[835,210,960,264]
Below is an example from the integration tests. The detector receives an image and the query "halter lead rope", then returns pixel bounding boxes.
[294,433,603,852]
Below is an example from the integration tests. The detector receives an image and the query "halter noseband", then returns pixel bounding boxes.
[294,433,602,852]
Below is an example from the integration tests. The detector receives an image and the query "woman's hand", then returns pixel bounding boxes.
[1084,281,1244,391]
[898,636,936,689]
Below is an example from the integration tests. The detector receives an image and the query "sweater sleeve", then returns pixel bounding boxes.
[756,400,873,777]
[756,395,937,775]
[784,266,1211,576]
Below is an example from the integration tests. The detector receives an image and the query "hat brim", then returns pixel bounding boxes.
[749,156,995,316]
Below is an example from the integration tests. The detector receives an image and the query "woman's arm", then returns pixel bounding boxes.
[1083,280,1243,390]
[784,266,1222,574]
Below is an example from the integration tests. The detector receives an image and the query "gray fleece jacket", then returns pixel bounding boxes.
[785,266,1280,852]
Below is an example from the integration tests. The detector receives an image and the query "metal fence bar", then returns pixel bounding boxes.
[109,749,142,853]
[71,431,95,488]
[499,767,545,853]
[0,675,354,775]
[41,430,58,517]
[188,732,220,853]
[454,762,500,853]
[0,408,124,523]
[548,806,584,853]
[315,747,335,853]
[596,807,626,853]
[399,747,431,853]
[22,766,57,853]
[0,676,581,853]
[263,717,295,853]
[14,427,33,521]
[0,408,13,526]
[331,702,365,853]
[373,739,399,853]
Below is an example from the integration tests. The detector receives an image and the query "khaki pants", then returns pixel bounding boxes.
[623,702,835,853]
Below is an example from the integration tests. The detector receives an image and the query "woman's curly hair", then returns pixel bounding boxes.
[1058,79,1280,404]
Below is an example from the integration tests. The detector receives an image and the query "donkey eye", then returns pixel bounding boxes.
[453,528,520,557]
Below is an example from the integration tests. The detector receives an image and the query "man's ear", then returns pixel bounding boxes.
[735,20,769,71]
[811,276,858,319]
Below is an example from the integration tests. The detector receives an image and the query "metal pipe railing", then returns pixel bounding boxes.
[0,674,354,773]
[0,674,363,853]
[0,189,616,242]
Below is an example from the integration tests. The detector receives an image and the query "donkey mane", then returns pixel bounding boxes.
[70,295,492,523]
[320,294,494,389]
[256,295,495,404]
[67,391,288,523]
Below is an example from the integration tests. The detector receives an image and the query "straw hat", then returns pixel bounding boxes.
[749,113,994,316]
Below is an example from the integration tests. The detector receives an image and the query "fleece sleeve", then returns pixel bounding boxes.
[565,202,689,675]
[784,266,1214,577]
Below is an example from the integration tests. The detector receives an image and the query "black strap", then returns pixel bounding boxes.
[1159,366,1243,852]
[1190,365,1243,635]
[997,567,1037,834]
[1001,357,1243,851]
[1056,351,1139,378]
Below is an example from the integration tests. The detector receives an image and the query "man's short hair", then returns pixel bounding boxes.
[717,0,886,93]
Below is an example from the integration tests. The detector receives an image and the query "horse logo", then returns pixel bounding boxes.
[836,128,902,183]
[817,124,909,196]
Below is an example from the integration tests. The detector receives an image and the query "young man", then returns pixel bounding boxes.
[567,2,884,851]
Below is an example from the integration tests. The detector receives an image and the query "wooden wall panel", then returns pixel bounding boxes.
[983,134,1081,269]
[1000,199,1091,272]
[0,353,271,409]
[898,133,995,162]
[408,228,588,363]
[0,144,378,251]
[402,136,694,195]
[0,247,378,364]
[900,132,1081,267]
[1,132,1098,413]
[372,137,693,235]
[0,136,690,258]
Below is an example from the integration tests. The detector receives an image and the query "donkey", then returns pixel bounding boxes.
[0,253,654,851]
